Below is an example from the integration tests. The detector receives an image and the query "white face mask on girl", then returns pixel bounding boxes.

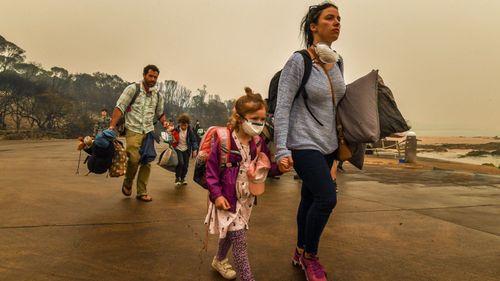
[241,119,264,136]
[314,42,339,64]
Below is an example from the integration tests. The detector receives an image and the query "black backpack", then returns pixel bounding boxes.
[267,49,344,126]
[85,143,115,174]
[83,131,116,174]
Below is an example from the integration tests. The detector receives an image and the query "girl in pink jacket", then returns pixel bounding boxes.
[204,87,288,281]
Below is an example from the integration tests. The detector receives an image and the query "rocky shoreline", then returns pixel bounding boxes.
[417,141,500,168]
[418,142,500,156]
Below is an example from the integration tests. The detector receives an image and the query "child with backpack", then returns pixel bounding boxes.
[204,87,288,281]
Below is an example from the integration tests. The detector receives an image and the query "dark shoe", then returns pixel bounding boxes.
[181,178,187,185]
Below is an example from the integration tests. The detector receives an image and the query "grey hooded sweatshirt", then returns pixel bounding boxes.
[274,52,346,161]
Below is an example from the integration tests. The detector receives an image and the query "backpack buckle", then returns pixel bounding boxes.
[224,162,239,168]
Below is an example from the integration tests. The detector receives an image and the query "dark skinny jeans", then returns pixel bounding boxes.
[175,149,190,180]
[292,149,337,255]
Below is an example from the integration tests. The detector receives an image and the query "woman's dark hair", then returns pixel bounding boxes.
[300,2,339,47]
[143,64,160,75]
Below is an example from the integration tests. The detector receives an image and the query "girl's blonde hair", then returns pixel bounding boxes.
[229,87,267,131]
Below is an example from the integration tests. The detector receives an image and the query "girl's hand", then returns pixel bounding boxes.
[215,196,231,210]
[278,156,293,173]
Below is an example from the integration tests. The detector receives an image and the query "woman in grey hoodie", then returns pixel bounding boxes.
[273,2,345,281]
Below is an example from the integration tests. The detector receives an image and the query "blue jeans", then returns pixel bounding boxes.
[292,149,337,255]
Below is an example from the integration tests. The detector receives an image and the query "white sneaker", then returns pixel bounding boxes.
[175,178,182,187]
[211,256,237,280]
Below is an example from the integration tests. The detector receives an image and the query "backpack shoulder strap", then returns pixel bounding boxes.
[129,83,141,107]
[155,90,160,112]
[294,49,313,100]
[295,50,324,126]
[216,127,231,165]
[253,135,263,159]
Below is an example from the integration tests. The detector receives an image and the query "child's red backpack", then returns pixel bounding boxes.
[193,126,231,189]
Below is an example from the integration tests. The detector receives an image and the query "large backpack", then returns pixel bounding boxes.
[266,50,344,139]
[193,127,263,189]
[84,133,115,175]
[193,127,231,189]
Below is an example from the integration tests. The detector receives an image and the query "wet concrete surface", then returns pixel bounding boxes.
[0,140,499,281]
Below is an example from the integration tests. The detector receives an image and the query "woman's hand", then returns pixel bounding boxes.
[215,196,231,210]
[330,160,338,181]
[278,156,294,173]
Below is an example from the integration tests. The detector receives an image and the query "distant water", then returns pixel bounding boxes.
[419,149,500,167]
[415,129,498,137]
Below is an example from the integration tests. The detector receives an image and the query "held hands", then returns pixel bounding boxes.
[278,156,294,173]
[215,196,231,210]
[192,150,198,158]
[162,121,170,130]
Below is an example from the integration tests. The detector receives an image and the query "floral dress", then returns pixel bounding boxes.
[204,132,255,238]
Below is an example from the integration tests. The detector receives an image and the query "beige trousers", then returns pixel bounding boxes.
[123,130,151,196]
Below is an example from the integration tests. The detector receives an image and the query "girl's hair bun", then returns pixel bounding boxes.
[244,87,253,96]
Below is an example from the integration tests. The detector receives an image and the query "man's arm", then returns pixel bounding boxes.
[108,107,123,130]
[110,84,135,130]
[157,113,169,129]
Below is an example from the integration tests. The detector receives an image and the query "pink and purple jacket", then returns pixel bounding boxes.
[205,133,281,213]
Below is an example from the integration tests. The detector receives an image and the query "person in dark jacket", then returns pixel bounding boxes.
[171,113,199,186]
